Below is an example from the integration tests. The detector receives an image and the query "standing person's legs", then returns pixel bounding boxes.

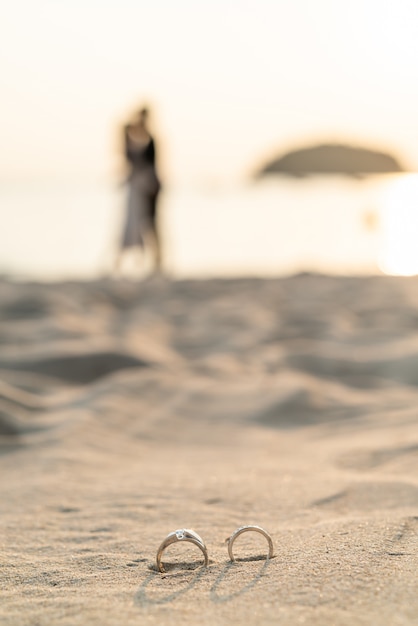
[115,177,147,275]
[147,194,162,271]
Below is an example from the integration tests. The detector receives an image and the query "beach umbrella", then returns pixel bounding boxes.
[256,143,405,179]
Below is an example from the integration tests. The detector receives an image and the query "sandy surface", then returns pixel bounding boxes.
[1,274,417,625]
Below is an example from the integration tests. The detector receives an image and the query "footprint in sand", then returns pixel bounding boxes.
[384,516,418,556]
[0,351,149,385]
[337,443,418,471]
[312,481,418,511]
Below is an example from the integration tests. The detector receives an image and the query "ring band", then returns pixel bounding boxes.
[226,525,274,561]
[156,528,209,573]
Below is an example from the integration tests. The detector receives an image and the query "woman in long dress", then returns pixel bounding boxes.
[116,107,162,272]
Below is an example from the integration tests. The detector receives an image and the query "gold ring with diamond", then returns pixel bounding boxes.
[156,528,209,573]
[226,525,274,561]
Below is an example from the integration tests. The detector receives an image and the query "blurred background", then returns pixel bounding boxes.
[1,0,418,279]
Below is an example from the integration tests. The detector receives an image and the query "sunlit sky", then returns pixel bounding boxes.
[1,0,418,185]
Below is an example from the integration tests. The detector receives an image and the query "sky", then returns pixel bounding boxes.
[2,0,418,185]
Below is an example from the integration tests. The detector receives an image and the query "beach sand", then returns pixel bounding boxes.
[1,273,417,625]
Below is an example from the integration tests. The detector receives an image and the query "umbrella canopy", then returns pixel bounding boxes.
[256,143,405,178]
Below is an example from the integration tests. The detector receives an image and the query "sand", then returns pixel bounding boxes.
[1,273,417,625]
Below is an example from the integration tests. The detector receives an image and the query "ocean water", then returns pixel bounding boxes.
[0,176,396,280]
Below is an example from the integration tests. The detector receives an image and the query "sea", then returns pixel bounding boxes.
[0,174,410,281]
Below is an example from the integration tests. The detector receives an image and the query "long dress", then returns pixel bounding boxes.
[121,129,160,250]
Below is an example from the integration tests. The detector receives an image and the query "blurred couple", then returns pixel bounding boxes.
[115,106,162,274]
